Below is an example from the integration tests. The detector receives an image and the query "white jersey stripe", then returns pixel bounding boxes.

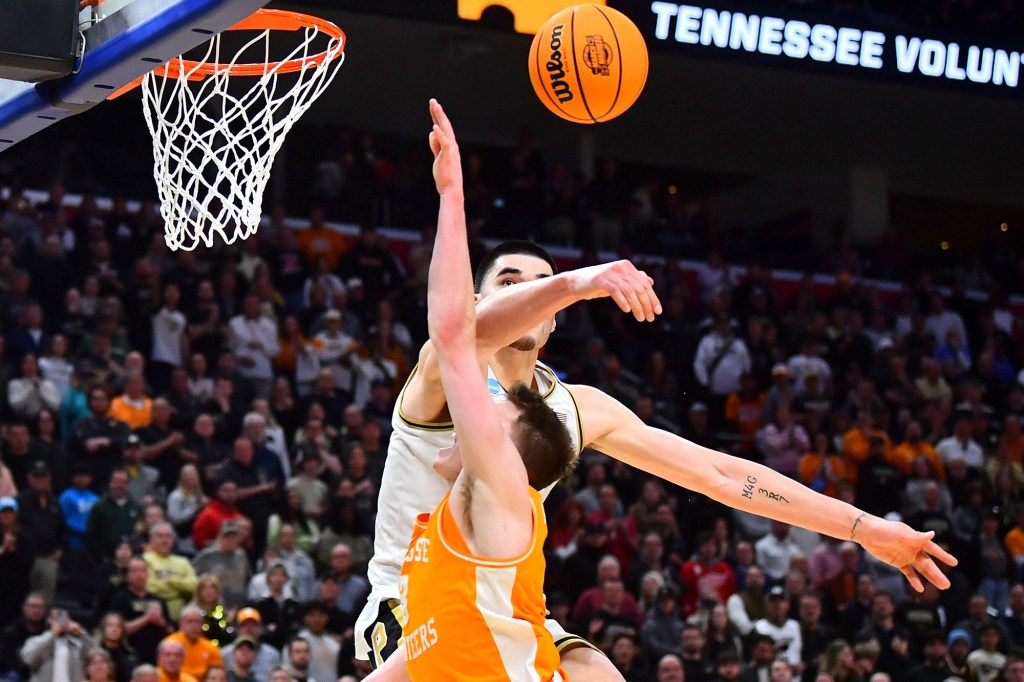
[475,565,542,682]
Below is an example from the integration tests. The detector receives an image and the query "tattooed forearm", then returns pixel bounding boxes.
[850,512,867,541]
[756,488,790,504]
[741,475,757,500]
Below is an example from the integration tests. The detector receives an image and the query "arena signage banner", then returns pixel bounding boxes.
[324,0,1024,92]
[646,1,1023,89]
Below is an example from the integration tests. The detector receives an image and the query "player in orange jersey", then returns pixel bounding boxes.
[366,100,579,681]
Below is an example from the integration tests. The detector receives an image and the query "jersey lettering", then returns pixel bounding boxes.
[404,617,439,661]
[404,537,430,564]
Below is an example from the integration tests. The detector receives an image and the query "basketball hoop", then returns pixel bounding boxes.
[125,8,345,250]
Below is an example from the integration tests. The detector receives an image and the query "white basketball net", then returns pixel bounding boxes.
[141,20,345,250]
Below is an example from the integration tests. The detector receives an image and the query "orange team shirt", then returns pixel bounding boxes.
[841,428,892,467]
[889,441,946,480]
[161,632,223,679]
[1005,527,1024,560]
[400,488,566,682]
[798,453,854,497]
[108,396,153,430]
[297,226,347,269]
[724,392,765,438]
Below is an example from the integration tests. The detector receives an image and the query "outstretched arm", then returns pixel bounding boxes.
[425,100,531,506]
[573,384,958,592]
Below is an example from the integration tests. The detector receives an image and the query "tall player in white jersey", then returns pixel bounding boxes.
[356,103,958,680]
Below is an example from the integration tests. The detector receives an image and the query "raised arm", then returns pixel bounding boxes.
[426,99,530,501]
[572,384,958,592]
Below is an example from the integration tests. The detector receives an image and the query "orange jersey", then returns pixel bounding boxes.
[400,488,566,682]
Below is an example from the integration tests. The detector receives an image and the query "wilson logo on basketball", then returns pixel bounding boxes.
[546,24,574,103]
[583,35,613,75]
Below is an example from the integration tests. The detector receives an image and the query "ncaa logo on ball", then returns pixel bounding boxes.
[583,35,613,76]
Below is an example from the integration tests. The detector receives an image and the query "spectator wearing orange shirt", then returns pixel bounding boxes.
[723,372,764,457]
[161,606,223,680]
[295,208,346,269]
[799,433,853,498]
[841,410,892,472]
[1004,505,1024,570]
[999,414,1024,466]
[890,421,945,481]
[108,372,153,430]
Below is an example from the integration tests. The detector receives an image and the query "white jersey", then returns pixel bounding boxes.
[358,361,583,659]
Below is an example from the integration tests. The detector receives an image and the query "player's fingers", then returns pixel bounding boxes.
[924,539,958,566]
[899,565,924,593]
[624,287,645,321]
[914,555,951,590]
[428,131,440,156]
[432,100,456,137]
[609,289,631,314]
[432,125,450,154]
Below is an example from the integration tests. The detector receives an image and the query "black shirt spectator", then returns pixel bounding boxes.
[71,386,130,491]
[854,436,906,517]
[219,438,278,553]
[0,593,47,681]
[16,461,67,557]
[110,557,173,664]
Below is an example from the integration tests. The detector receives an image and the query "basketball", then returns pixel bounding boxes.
[528,4,648,124]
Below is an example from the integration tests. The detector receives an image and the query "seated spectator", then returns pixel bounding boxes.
[1005,584,1024,649]
[955,594,1013,653]
[743,634,778,682]
[192,521,251,609]
[854,592,911,678]
[936,413,985,473]
[255,562,303,650]
[96,612,140,682]
[915,358,953,405]
[187,575,233,648]
[123,434,165,505]
[854,436,906,517]
[800,433,853,498]
[756,522,802,582]
[72,387,131,490]
[726,564,767,637]
[287,450,329,518]
[109,373,154,430]
[167,465,206,552]
[678,624,716,682]
[889,421,945,480]
[144,522,198,621]
[325,543,370,615]
[287,603,339,682]
[968,623,1008,682]
[703,603,743,665]
[756,406,809,478]
[273,523,318,603]
[905,482,953,546]
[641,585,683,667]
[162,605,223,680]
[0,593,47,681]
[20,607,94,682]
[754,586,802,667]
[724,372,764,458]
[575,579,643,646]
[59,463,99,552]
[268,490,322,557]
[681,530,737,616]
[799,593,837,680]
[820,639,860,682]
[609,633,650,682]
[85,469,141,561]
[154,636,199,682]
[7,353,60,422]
[315,498,372,574]
[841,411,892,472]
[655,653,685,682]
[219,608,281,682]
[192,480,243,552]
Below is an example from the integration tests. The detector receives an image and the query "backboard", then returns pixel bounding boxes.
[0,0,268,153]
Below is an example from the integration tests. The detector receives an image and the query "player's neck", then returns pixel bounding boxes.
[492,347,539,388]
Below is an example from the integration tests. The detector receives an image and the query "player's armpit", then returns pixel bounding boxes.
[396,343,451,425]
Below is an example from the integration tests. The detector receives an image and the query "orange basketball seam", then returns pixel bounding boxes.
[592,4,622,122]
[569,6,597,124]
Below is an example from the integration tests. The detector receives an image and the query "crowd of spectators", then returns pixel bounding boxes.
[0,127,1023,682]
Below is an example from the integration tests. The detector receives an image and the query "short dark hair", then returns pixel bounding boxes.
[473,240,558,293]
[504,382,575,490]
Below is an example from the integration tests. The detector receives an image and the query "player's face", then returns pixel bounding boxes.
[478,254,555,352]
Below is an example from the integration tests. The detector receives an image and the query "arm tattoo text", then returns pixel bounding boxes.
[742,475,757,500]
[850,512,867,541]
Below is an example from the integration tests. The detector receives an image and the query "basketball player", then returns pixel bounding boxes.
[356,100,957,681]
[366,101,576,681]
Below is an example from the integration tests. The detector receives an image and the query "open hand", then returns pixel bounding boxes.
[857,517,958,592]
[428,99,462,197]
[569,260,663,322]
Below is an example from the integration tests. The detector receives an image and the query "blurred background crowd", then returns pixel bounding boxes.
[0,116,1022,682]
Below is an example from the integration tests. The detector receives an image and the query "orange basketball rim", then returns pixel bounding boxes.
[109,8,346,98]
